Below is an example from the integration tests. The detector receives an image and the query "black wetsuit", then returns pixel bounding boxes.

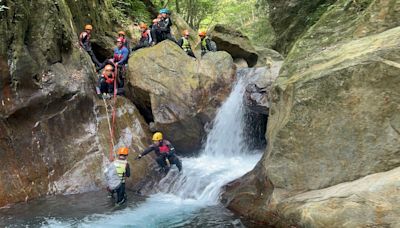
[141,139,182,172]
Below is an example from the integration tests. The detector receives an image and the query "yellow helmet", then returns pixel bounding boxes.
[85,24,93,30]
[152,132,163,141]
[117,147,129,155]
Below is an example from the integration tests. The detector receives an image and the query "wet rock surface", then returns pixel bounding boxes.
[223,1,400,226]
[0,0,151,206]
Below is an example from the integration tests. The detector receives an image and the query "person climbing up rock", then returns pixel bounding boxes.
[117,31,131,54]
[108,147,131,205]
[97,64,115,98]
[113,37,129,88]
[198,31,216,55]
[132,23,152,51]
[178,30,195,58]
[79,24,102,68]
[137,132,182,174]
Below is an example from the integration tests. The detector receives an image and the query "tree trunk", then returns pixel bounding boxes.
[175,0,180,13]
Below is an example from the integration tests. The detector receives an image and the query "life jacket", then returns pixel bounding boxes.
[158,144,170,154]
[114,159,127,183]
[140,30,150,43]
[102,72,114,84]
[113,47,125,63]
[181,37,191,52]
[201,37,208,50]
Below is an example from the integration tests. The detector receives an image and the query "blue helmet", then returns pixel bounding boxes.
[159,8,170,14]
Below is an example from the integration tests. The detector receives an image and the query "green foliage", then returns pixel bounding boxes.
[154,0,275,48]
[0,0,9,13]
[111,0,152,25]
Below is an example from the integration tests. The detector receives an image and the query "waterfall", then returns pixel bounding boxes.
[39,69,263,227]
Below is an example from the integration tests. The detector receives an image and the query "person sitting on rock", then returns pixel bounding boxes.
[109,147,131,205]
[157,8,176,43]
[132,23,152,51]
[117,31,131,54]
[150,15,162,45]
[113,37,129,88]
[137,132,182,174]
[79,24,102,69]
[178,30,195,58]
[198,31,213,55]
[98,64,115,98]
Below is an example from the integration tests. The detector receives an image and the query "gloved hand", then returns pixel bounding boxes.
[136,154,142,160]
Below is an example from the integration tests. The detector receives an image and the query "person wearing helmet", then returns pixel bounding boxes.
[156,8,176,43]
[98,64,115,97]
[198,31,213,55]
[117,31,131,54]
[109,147,131,205]
[79,24,102,68]
[112,37,129,88]
[178,30,195,58]
[132,23,153,51]
[137,132,182,174]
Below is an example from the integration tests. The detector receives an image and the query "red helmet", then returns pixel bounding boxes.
[116,37,124,43]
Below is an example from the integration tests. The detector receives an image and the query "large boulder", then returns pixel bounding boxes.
[0,0,151,206]
[209,25,283,67]
[209,25,259,67]
[222,0,400,226]
[127,40,235,154]
[243,61,283,115]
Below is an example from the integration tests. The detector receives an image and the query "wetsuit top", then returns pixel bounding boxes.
[141,139,175,157]
[158,17,172,33]
[79,31,91,50]
[113,46,129,65]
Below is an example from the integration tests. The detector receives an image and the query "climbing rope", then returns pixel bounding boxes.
[102,95,115,160]
[109,64,119,161]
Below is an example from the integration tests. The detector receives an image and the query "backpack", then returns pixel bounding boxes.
[209,40,217,52]
[104,162,121,190]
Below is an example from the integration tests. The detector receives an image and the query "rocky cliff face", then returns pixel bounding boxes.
[0,0,235,206]
[223,0,400,226]
[0,0,153,206]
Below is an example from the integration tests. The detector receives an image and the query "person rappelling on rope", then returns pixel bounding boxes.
[106,147,131,206]
[113,37,129,88]
[137,132,182,174]
[97,64,115,98]
[79,24,102,69]
[178,30,195,58]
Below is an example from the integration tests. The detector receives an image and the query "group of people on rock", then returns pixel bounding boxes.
[79,8,217,99]
[108,132,182,205]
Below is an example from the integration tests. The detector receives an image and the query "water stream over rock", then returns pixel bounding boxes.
[0,69,263,227]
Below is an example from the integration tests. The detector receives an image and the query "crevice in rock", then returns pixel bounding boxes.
[125,84,154,124]
[91,42,112,63]
[244,110,268,150]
